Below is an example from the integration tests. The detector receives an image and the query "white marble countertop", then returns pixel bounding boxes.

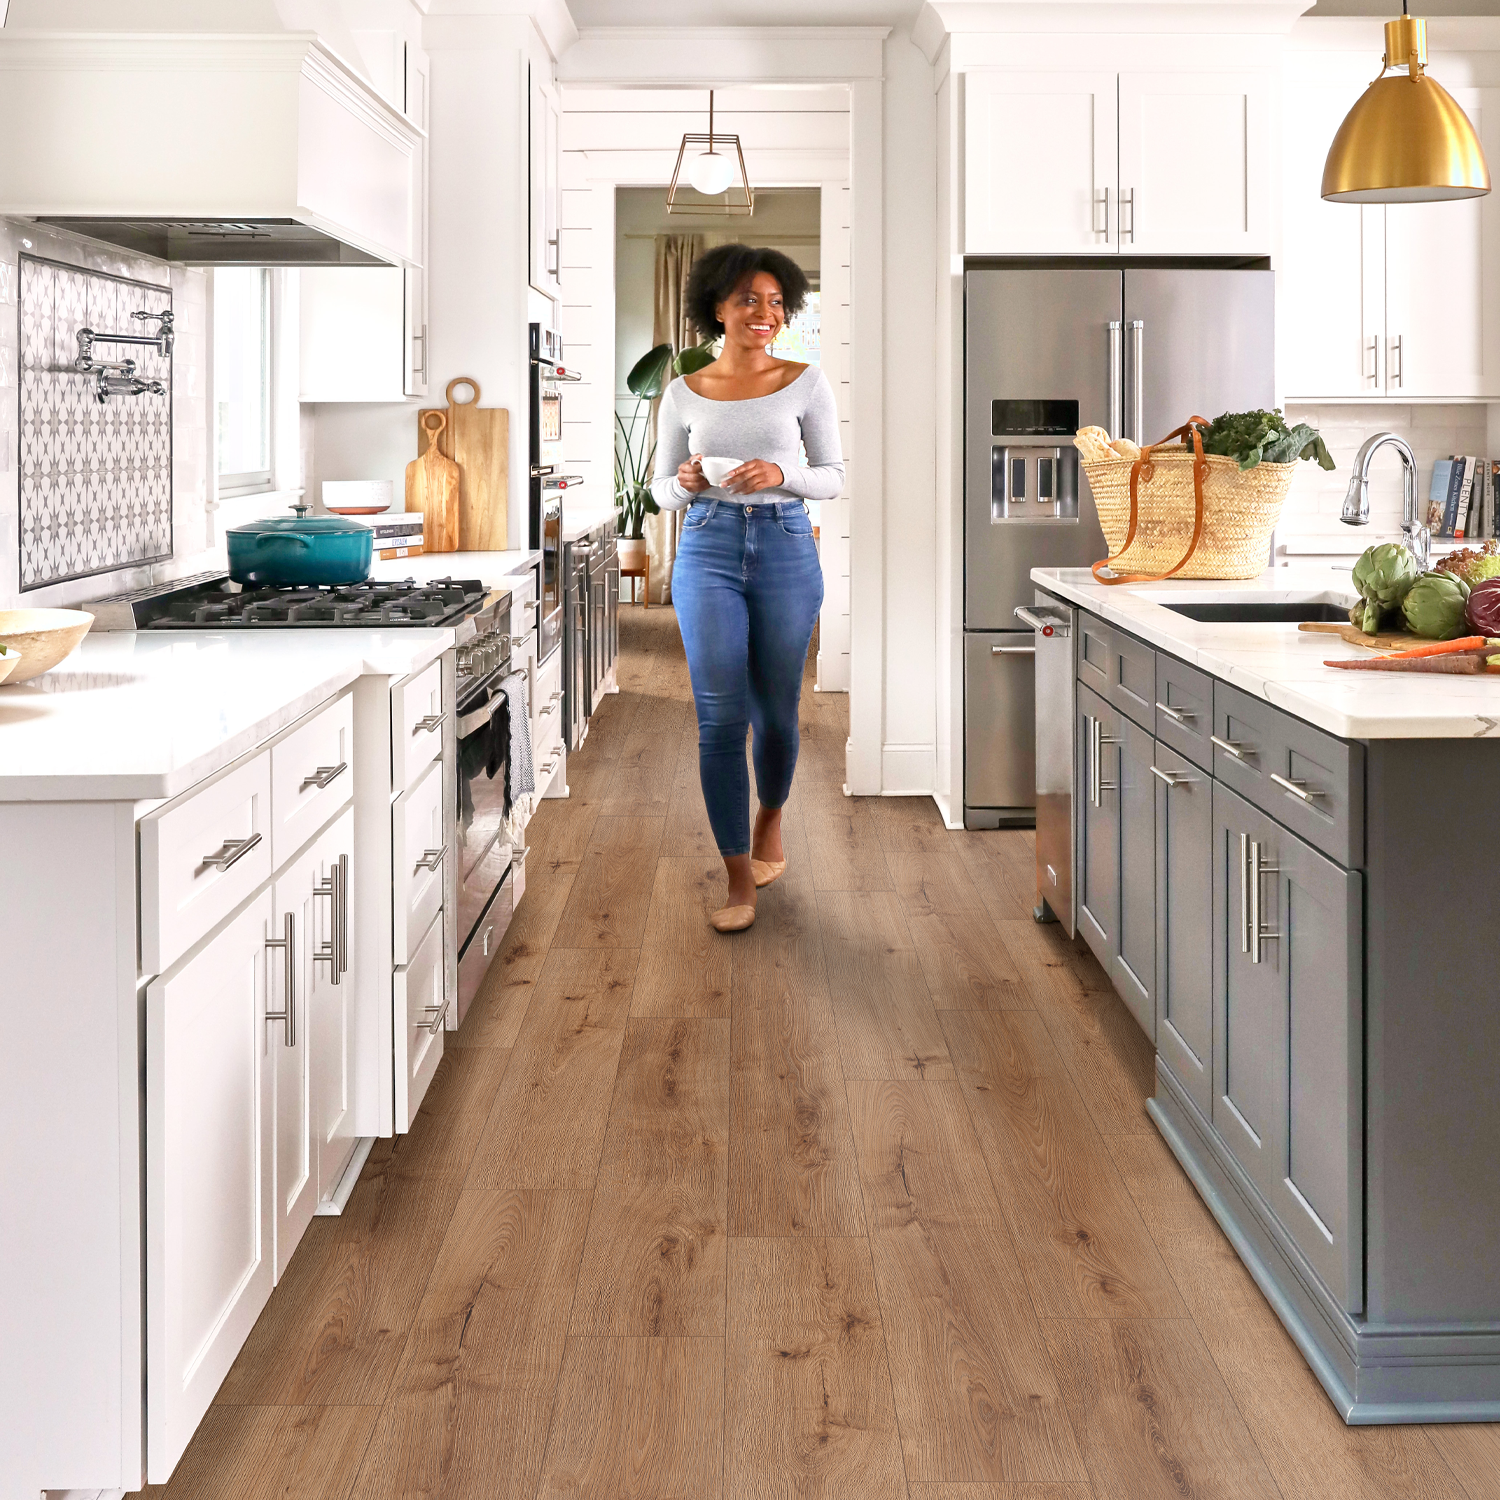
[1031,566,1500,740]
[561,505,616,545]
[0,629,452,803]
[369,548,541,588]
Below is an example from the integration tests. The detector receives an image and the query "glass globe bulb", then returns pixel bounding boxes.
[687,150,735,196]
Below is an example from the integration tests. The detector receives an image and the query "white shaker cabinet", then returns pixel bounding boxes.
[965,72,1117,254]
[1282,83,1500,400]
[964,68,1270,255]
[529,64,562,297]
[404,44,431,398]
[1117,71,1271,255]
[146,892,276,1483]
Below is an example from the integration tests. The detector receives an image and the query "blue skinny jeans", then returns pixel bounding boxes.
[671,497,825,857]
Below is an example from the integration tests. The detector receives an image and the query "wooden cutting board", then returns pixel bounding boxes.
[418,377,509,551]
[1298,620,1428,652]
[405,410,461,553]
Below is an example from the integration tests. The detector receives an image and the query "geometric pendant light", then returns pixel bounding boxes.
[1322,10,1490,202]
[666,91,754,216]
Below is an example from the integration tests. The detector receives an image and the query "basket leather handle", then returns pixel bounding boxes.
[1091,416,1212,586]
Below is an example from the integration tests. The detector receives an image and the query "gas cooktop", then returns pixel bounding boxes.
[91,575,491,631]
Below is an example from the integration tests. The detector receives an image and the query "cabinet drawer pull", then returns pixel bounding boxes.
[1150,764,1192,788]
[1211,734,1251,761]
[263,910,296,1047]
[201,831,261,871]
[421,998,450,1035]
[539,702,557,717]
[414,713,447,736]
[1156,701,1197,725]
[1269,771,1320,804]
[300,761,347,791]
[992,645,1036,655]
[414,846,446,874]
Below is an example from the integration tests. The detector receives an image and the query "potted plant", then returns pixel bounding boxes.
[614,339,717,571]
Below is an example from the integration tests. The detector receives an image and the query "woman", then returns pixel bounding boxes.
[651,244,844,933]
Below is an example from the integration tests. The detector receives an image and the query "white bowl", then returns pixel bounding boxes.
[700,456,742,489]
[323,479,394,516]
[0,647,20,687]
[0,609,94,683]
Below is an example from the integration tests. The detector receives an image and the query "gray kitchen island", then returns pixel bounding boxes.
[1027,565,1500,1424]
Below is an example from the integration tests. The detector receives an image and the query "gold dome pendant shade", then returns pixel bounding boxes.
[1322,15,1490,203]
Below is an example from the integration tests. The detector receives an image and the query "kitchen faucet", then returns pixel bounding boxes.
[1341,431,1430,571]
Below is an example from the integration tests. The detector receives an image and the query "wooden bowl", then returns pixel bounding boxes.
[0,609,95,683]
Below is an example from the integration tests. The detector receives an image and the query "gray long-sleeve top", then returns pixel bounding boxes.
[649,365,845,511]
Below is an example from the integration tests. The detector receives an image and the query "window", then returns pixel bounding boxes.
[774,290,822,366]
[214,267,272,494]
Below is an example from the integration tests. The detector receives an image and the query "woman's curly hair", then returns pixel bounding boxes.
[685,244,809,340]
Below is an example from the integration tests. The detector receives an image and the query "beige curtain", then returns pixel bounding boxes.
[648,233,703,603]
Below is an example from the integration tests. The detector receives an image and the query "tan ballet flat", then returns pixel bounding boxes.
[710,904,757,933]
[751,858,787,888]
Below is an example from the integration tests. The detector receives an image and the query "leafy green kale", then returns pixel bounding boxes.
[1190,410,1335,472]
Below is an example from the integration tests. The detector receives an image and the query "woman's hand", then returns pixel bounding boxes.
[677,455,710,494]
[724,459,785,494]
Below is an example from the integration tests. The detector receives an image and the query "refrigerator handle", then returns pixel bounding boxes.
[1127,319,1145,446]
[1107,321,1123,440]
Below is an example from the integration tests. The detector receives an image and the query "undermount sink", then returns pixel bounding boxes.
[1160,601,1350,624]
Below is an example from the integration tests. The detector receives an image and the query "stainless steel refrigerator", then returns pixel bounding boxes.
[964,265,1275,829]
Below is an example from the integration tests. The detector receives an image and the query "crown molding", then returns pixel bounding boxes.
[915,0,1312,59]
[422,0,577,59]
[561,26,889,84]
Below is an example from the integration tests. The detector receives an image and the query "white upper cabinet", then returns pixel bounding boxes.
[965,67,1270,255]
[965,72,1117,254]
[530,65,562,297]
[1117,71,1271,255]
[1279,81,1373,399]
[404,45,431,398]
[1281,80,1500,400]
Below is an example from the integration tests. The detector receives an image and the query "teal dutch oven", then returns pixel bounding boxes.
[226,504,374,587]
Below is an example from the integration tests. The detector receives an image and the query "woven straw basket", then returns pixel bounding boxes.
[1082,422,1298,583]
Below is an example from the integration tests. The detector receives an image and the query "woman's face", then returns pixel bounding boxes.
[716,271,785,352]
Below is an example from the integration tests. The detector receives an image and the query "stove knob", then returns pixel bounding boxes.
[457,647,474,677]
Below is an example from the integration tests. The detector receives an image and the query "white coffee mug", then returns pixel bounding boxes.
[699,456,742,489]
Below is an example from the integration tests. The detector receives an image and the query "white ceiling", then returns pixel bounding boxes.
[565,0,922,27]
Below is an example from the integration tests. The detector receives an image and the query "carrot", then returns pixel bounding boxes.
[1324,656,1483,673]
[1377,635,1487,660]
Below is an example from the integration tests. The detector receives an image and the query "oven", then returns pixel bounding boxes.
[453,599,516,1022]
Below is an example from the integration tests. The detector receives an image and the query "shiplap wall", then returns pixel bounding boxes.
[557,85,852,686]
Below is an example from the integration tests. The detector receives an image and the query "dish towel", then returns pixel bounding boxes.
[503,669,535,804]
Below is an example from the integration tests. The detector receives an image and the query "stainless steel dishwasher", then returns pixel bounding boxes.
[1015,595,1077,933]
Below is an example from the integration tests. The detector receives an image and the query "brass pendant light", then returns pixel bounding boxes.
[1323,9,1490,203]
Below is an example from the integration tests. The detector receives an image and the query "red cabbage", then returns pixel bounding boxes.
[1465,577,1500,636]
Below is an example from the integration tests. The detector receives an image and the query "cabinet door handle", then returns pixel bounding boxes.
[202,831,261,871]
[1086,715,1119,806]
[1363,334,1378,386]
[264,910,296,1048]
[300,761,347,791]
[414,846,445,874]
[1249,837,1281,965]
[1093,185,1110,238]
[1150,764,1192,788]
[1269,771,1320,804]
[313,852,348,984]
[1211,733,1251,762]
[1120,188,1135,243]
[414,712,447,736]
[1155,701,1197,725]
[1390,333,1403,389]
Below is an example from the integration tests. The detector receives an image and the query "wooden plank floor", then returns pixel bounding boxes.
[140,606,1500,1500]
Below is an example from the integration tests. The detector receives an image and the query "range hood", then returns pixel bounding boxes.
[0,32,421,268]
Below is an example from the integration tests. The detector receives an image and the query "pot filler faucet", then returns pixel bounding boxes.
[1341,430,1430,571]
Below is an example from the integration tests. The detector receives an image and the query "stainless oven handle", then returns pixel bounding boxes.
[458,703,495,737]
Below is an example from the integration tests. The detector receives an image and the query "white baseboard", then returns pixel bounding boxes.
[880,742,936,794]
[315,1136,375,1216]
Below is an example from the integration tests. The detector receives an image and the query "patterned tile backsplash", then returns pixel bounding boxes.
[18,254,173,590]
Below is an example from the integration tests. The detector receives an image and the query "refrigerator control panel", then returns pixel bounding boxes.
[990,441,1080,523]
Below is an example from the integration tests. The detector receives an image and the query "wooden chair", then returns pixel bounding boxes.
[621,552,650,607]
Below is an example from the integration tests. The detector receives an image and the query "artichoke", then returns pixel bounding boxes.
[1402,570,1472,640]
[1351,543,1421,634]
